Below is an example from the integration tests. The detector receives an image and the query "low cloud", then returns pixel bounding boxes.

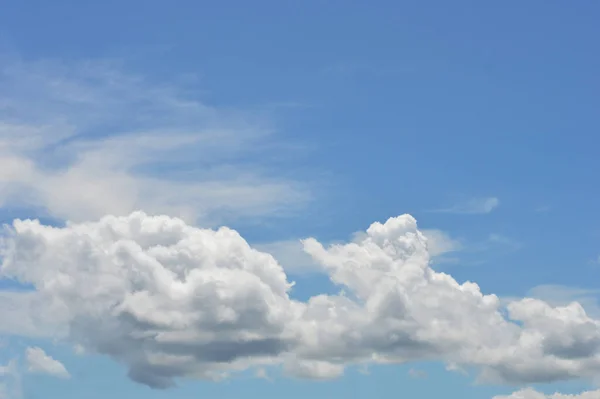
[26,347,70,379]
[259,229,462,274]
[526,285,600,319]
[1,212,600,391]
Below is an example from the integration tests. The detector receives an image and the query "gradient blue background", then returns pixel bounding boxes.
[0,1,599,397]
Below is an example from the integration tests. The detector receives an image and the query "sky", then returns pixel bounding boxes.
[0,1,599,398]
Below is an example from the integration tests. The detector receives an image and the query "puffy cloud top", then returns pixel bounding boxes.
[2,212,297,387]
[1,212,600,390]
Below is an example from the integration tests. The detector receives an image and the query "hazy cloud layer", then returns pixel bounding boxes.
[0,59,309,225]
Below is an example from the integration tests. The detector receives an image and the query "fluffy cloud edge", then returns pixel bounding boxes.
[25,347,70,379]
[1,211,599,393]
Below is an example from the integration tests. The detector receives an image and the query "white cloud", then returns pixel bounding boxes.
[494,388,600,399]
[0,58,309,225]
[257,229,462,275]
[25,347,70,379]
[283,358,344,380]
[1,212,299,388]
[0,291,46,338]
[526,285,600,319]
[431,197,499,214]
[1,212,600,390]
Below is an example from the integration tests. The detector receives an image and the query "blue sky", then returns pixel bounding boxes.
[0,1,599,398]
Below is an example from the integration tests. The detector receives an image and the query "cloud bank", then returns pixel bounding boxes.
[1,212,599,392]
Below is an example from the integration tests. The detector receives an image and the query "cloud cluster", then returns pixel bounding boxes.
[0,59,308,225]
[1,212,299,387]
[1,212,600,391]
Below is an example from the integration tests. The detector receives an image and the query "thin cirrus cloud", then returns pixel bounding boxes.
[0,58,310,225]
[1,211,600,394]
[430,197,500,215]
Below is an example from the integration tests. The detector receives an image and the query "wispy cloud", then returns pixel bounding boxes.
[0,359,21,399]
[421,229,462,257]
[430,197,499,215]
[587,255,600,266]
[0,57,310,225]
[421,229,520,268]
[486,233,522,252]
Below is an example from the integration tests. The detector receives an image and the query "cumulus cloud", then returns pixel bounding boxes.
[25,347,70,379]
[1,212,300,388]
[1,212,600,391]
[0,58,309,225]
[525,285,600,319]
[431,197,499,214]
[494,388,600,399]
[257,229,462,275]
